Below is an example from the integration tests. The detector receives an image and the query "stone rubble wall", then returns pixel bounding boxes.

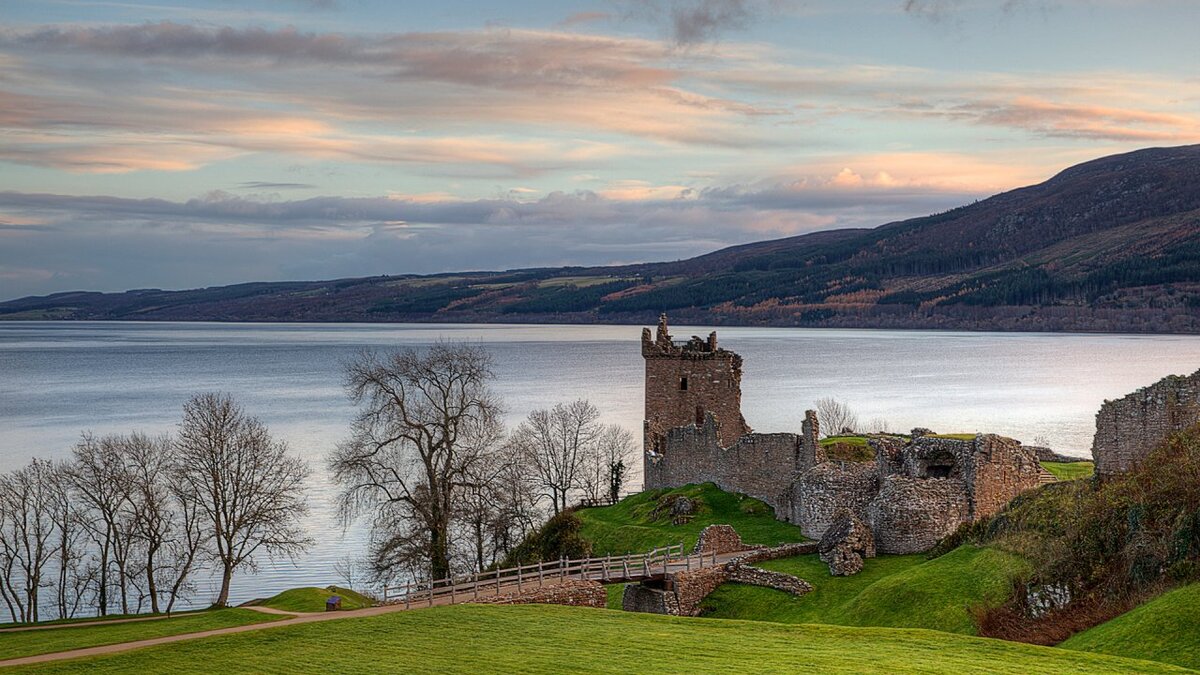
[670,565,730,616]
[1091,369,1200,476]
[792,462,879,540]
[645,412,811,518]
[473,579,607,608]
[818,510,876,576]
[867,476,970,554]
[726,565,813,596]
[692,524,752,555]
[963,434,1043,520]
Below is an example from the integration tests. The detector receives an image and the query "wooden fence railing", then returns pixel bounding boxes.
[383,542,719,608]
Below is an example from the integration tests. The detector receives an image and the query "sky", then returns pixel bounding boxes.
[1,0,1198,300]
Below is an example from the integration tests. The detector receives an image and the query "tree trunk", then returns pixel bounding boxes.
[97,540,109,616]
[146,552,159,614]
[430,527,451,581]
[215,562,234,608]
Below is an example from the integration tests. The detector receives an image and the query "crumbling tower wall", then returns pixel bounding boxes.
[642,314,750,455]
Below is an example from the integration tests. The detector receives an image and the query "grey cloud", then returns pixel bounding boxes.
[616,0,779,46]
[0,184,976,299]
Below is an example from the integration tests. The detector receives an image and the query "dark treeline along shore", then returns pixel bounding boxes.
[5,145,1200,334]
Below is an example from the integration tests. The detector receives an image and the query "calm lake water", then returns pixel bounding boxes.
[3,320,1200,608]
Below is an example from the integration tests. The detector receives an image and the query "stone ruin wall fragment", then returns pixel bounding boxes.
[1092,369,1200,477]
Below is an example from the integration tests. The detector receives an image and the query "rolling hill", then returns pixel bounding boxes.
[6,145,1200,333]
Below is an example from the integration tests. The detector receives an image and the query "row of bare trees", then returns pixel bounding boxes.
[0,394,309,623]
[330,343,635,585]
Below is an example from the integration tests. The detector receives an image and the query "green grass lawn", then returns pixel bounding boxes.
[820,435,871,447]
[577,483,807,556]
[0,609,282,661]
[1058,583,1200,670]
[701,545,1027,635]
[1040,460,1095,481]
[8,604,1187,674]
[258,586,375,613]
[0,610,214,631]
[604,584,629,610]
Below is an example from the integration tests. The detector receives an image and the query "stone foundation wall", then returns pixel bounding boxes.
[670,565,730,616]
[792,462,879,540]
[474,579,606,608]
[621,582,678,615]
[868,477,970,554]
[1092,369,1200,476]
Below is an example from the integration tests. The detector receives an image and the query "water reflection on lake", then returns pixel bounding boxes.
[3,320,1199,607]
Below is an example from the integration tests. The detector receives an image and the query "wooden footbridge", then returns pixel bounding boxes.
[384,543,736,609]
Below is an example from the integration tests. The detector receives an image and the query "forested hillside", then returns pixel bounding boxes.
[6,145,1200,333]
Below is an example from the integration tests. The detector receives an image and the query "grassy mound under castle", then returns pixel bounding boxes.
[700,545,1027,635]
[576,483,807,556]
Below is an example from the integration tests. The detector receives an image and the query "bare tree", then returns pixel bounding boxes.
[124,432,206,614]
[579,424,636,505]
[175,393,311,608]
[330,343,504,582]
[815,397,859,437]
[510,400,600,514]
[47,461,90,620]
[66,434,134,616]
[0,459,59,622]
[453,440,542,572]
[510,400,632,512]
[864,417,893,434]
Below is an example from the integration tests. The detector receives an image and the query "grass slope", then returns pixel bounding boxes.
[9,605,1188,674]
[0,610,213,631]
[0,609,281,661]
[259,586,374,613]
[577,483,806,556]
[701,545,1026,635]
[1058,583,1200,670]
[1040,461,1095,481]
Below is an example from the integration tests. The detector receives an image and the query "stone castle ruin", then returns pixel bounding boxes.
[1091,368,1200,477]
[641,315,1044,554]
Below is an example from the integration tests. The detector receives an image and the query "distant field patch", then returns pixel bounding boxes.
[1040,461,1095,481]
[537,276,636,288]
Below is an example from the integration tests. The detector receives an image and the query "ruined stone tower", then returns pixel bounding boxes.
[642,314,750,455]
